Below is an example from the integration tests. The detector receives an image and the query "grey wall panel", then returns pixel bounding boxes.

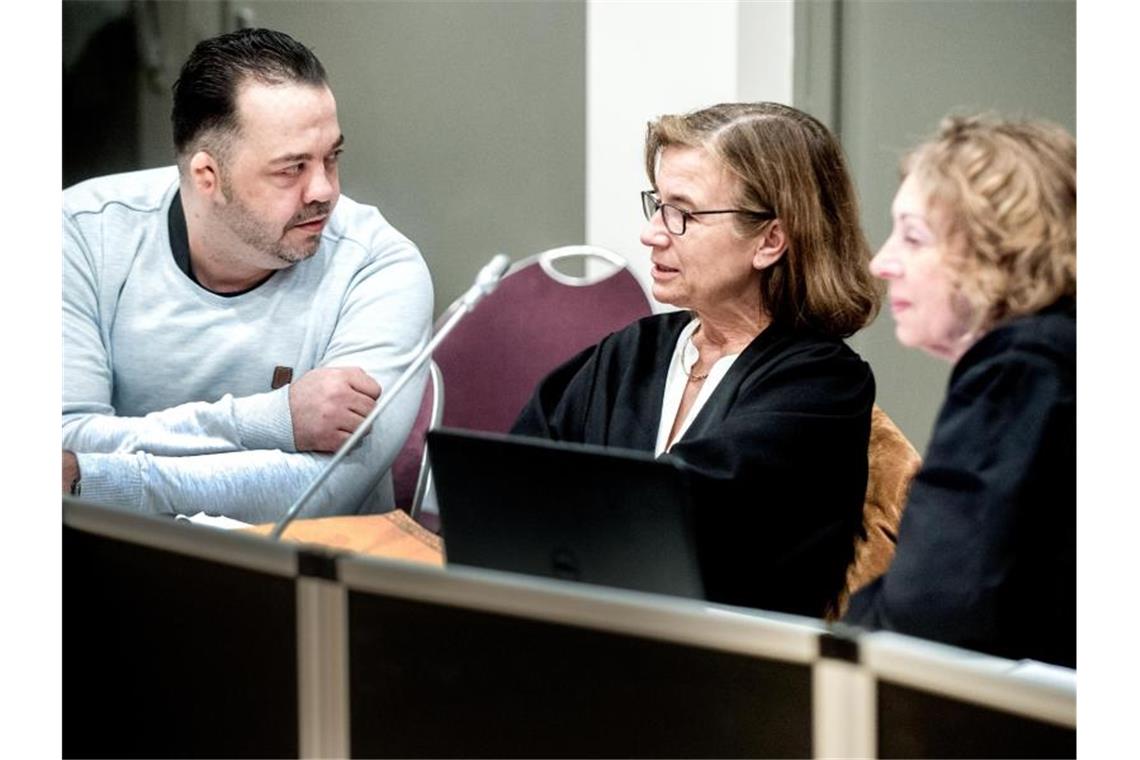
[799,0,1076,453]
[240,0,587,317]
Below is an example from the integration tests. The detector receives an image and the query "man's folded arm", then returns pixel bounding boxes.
[75,443,376,524]
[62,389,296,457]
[74,338,427,523]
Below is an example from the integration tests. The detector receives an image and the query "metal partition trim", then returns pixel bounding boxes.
[338,554,823,663]
[861,631,1076,728]
[63,497,297,577]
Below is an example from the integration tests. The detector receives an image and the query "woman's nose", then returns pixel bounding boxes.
[640,211,670,248]
[869,244,903,279]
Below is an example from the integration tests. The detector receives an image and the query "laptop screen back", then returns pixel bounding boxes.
[427,428,705,599]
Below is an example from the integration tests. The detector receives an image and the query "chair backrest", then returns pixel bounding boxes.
[432,245,653,433]
[391,360,444,518]
[833,405,923,618]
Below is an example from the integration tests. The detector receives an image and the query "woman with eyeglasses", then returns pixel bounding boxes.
[844,115,1076,667]
[512,102,881,618]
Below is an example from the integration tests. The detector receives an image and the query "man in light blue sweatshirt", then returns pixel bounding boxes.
[62,28,433,523]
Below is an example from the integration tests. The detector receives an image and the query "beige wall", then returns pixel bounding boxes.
[586,0,795,304]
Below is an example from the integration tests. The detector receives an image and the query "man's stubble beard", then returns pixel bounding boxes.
[217,175,327,266]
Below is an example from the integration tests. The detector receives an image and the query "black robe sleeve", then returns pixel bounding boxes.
[513,315,875,618]
[845,321,1076,667]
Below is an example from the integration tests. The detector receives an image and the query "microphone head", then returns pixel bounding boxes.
[475,253,511,294]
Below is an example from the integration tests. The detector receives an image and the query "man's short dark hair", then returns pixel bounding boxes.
[171,28,328,159]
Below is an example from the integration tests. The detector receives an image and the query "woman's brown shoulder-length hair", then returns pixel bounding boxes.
[646,102,881,337]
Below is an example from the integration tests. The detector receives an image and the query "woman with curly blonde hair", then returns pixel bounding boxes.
[845,114,1075,668]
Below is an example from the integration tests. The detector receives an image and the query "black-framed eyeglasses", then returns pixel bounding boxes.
[641,190,776,236]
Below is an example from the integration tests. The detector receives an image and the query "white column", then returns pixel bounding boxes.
[296,577,350,759]
[812,659,877,758]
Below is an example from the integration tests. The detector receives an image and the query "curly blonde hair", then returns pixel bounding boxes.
[905,114,1076,332]
[646,102,881,338]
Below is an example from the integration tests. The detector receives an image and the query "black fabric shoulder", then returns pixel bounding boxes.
[954,301,1075,377]
[949,306,1075,406]
[845,304,1075,666]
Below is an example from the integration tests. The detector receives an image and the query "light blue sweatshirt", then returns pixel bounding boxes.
[62,166,433,522]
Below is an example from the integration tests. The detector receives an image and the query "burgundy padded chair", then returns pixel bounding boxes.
[390,360,443,527]
[432,245,653,434]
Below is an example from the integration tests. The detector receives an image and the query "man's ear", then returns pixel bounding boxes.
[752,218,787,270]
[188,151,224,200]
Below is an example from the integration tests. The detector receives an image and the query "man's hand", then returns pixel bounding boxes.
[63,450,80,494]
[289,367,382,453]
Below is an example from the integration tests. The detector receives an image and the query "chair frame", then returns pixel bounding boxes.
[433,245,641,331]
[408,359,444,523]
[528,244,629,287]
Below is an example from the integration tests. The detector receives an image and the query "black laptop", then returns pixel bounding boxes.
[426,428,705,599]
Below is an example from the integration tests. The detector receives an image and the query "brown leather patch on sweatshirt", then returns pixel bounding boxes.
[271,366,294,389]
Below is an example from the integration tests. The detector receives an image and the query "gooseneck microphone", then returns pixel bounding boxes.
[270,253,511,539]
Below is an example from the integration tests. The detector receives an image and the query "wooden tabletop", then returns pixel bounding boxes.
[244,511,444,567]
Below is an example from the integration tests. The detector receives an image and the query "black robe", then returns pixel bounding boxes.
[845,300,1076,668]
[512,311,875,618]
